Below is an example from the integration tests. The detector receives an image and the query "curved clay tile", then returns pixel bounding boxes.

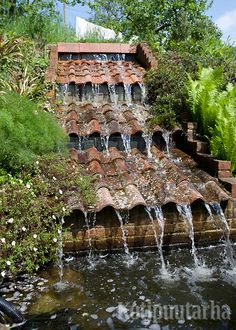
[114,158,128,173]
[177,181,204,204]
[83,109,98,123]
[69,148,78,161]
[87,119,101,135]
[67,195,84,212]
[68,120,78,136]
[68,110,78,122]
[129,119,143,134]
[108,147,124,162]
[125,184,146,209]
[88,160,104,176]
[204,181,229,202]
[153,125,163,133]
[86,147,101,163]
[108,120,121,135]
[102,104,113,114]
[77,151,87,164]
[96,186,116,211]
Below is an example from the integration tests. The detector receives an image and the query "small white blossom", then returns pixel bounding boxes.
[53,176,57,181]
[7,218,14,224]
[33,247,38,252]
[58,229,62,234]
[26,182,31,189]
[33,234,37,239]
[59,189,63,195]
[52,215,56,220]
[36,160,39,165]
[53,238,57,243]
[22,226,26,232]
[1,271,6,277]
[55,196,58,200]
[6,261,11,266]
[11,241,16,247]
[1,238,6,243]
[62,207,66,212]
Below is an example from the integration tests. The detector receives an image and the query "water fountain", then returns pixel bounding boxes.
[142,132,153,159]
[115,210,130,256]
[84,211,94,266]
[163,130,172,157]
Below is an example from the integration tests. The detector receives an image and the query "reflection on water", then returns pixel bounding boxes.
[1,246,236,329]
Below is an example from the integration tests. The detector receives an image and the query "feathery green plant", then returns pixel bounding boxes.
[187,67,236,172]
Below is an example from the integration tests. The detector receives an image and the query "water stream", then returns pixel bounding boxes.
[177,204,199,266]
[210,202,235,267]
[108,84,118,104]
[84,211,93,265]
[163,131,172,157]
[121,134,131,155]
[58,217,64,283]
[115,210,130,257]
[142,132,153,159]
[101,135,110,155]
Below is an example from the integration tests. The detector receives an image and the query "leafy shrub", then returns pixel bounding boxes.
[0,91,67,173]
[187,67,236,172]
[0,154,96,277]
[144,52,189,129]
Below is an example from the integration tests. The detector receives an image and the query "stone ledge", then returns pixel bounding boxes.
[220,178,236,198]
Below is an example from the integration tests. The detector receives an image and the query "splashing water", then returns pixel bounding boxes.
[177,204,199,266]
[142,132,152,159]
[163,131,172,157]
[121,134,131,155]
[92,84,100,95]
[210,202,235,267]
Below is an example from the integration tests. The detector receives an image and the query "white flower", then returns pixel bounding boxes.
[36,160,39,165]
[33,234,37,239]
[7,218,14,224]
[6,261,11,266]
[62,207,66,212]
[33,247,38,252]
[58,229,62,234]
[59,189,63,195]
[53,238,57,243]
[11,241,16,247]
[53,176,57,181]
[52,215,56,220]
[26,182,31,189]
[22,226,26,232]
[55,196,58,200]
[1,271,6,277]
[1,238,6,243]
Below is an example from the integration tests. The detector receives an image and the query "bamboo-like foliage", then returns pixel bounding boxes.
[187,67,236,172]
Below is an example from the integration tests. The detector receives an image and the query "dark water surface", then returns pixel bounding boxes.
[2,245,236,330]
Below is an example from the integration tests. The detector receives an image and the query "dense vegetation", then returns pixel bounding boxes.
[188,67,236,172]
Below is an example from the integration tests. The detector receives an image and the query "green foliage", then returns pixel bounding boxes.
[2,13,78,46]
[145,52,189,129]
[0,91,67,173]
[187,67,236,172]
[0,154,96,276]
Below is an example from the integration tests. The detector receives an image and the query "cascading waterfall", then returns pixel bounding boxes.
[210,202,235,267]
[177,204,199,266]
[121,134,131,155]
[163,131,172,157]
[115,210,130,256]
[142,132,153,159]
[145,207,166,270]
[84,211,93,265]
[101,135,110,155]
[92,84,100,95]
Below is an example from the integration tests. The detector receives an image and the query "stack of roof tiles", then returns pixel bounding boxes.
[46,42,230,213]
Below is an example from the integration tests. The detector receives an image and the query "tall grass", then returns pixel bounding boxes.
[187,67,236,172]
[2,13,78,46]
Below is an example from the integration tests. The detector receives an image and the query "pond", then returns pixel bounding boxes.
[1,245,236,330]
